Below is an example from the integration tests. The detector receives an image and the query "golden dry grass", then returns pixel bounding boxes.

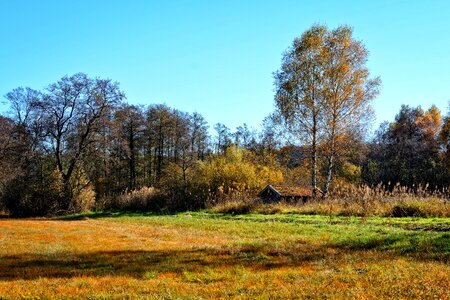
[0,213,449,299]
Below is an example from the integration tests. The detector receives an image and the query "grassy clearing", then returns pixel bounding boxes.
[0,212,449,299]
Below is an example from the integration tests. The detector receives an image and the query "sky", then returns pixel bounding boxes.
[1,0,449,134]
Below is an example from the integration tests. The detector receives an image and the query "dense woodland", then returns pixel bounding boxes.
[1,26,449,216]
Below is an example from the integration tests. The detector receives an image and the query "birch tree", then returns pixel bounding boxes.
[274,25,327,197]
[274,25,380,199]
[320,26,380,199]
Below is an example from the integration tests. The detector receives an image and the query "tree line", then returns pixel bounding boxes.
[1,25,449,216]
[0,73,283,215]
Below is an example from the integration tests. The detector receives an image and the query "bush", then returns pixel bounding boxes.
[388,198,450,218]
[155,146,284,212]
[1,171,65,217]
[1,168,99,217]
[72,185,96,213]
[194,146,283,205]
[70,170,96,213]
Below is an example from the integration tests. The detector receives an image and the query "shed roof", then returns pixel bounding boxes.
[260,185,323,197]
[271,185,313,197]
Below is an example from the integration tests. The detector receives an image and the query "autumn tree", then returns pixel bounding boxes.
[274,24,380,199]
[440,103,450,184]
[363,104,443,189]
[274,25,325,197]
[319,26,380,199]
[195,146,283,201]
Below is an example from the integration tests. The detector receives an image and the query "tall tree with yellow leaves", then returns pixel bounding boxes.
[320,26,381,199]
[274,25,380,199]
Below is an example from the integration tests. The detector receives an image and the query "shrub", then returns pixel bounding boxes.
[70,170,96,213]
[1,170,65,217]
[155,146,284,212]
[196,146,283,202]
[72,185,96,213]
[388,198,450,218]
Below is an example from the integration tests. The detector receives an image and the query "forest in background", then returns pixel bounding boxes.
[0,25,449,217]
[0,73,448,217]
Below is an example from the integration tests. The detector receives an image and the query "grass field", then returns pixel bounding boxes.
[0,212,449,299]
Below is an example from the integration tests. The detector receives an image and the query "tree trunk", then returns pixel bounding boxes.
[323,131,336,200]
[323,152,334,200]
[311,137,318,198]
[128,124,136,191]
[311,113,318,198]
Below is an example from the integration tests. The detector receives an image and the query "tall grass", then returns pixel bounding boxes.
[107,187,165,211]
[211,182,450,217]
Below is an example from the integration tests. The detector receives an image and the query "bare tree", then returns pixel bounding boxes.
[0,116,17,198]
[214,123,231,153]
[38,73,124,209]
[145,104,176,180]
[113,104,146,190]
[189,112,209,160]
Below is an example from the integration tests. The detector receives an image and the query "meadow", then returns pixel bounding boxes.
[0,212,449,299]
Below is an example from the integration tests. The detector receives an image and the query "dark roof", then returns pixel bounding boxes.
[260,185,323,197]
[271,185,313,197]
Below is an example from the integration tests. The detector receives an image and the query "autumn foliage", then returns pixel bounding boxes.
[0,26,450,217]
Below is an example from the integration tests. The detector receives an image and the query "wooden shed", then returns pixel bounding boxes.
[259,185,322,203]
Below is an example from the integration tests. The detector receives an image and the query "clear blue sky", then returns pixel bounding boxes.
[1,0,449,134]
